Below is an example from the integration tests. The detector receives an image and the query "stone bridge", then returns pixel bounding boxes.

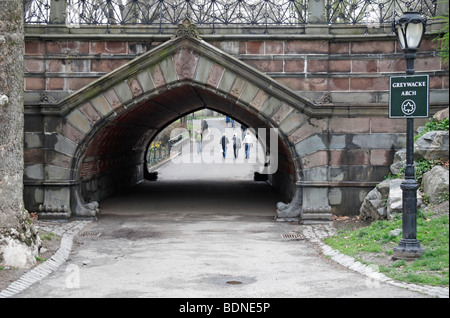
[22,0,449,222]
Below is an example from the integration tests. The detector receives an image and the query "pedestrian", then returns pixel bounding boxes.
[225,116,230,127]
[232,133,241,159]
[195,130,202,154]
[243,130,253,159]
[201,119,208,132]
[241,124,247,140]
[220,133,229,159]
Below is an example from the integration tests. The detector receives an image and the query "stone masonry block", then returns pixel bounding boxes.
[195,57,213,84]
[149,64,166,89]
[25,59,44,73]
[24,164,44,180]
[370,149,391,166]
[102,89,122,112]
[351,134,394,149]
[250,89,269,111]
[352,59,378,73]
[136,69,156,93]
[49,134,78,157]
[206,64,225,89]
[159,57,178,85]
[349,77,389,91]
[67,109,92,134]
[294,135,327,157]
[329,117,370,133]
[284,59,305,73]
[351,40,394,54]
[279,110,307,135]
[329,134,346,150]
[245,59,283,73]
[285,40,328,54]
[113,81,134,105]
[302,150,328,169]
[218,70,237,94]
[24,132,44,148]
[24,148,44,164]
[330,149,369,166]
[288,118,327,145]
[260,96,282,118]
[228,77,248,101]
[91,94,115,116]
[45,165,72,181]
[79,103,101,125]
[239,82,259,104]
[271,103,293,125]
[45,151,71,168]
[370,117,406,133]
[126,77,144,97]
[265,41,284,54]
[174,47,200,80]
[302,166,328,182]
[61,122,85,144]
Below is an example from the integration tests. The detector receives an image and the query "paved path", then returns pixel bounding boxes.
[2,117,448,299]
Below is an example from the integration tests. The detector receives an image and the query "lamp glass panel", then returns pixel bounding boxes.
[397,24,406,49]
[405,22,423,49]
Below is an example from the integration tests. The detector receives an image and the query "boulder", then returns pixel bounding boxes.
[390,149,407,175]
[360,178,425,221]
[359,187,386,221]
[387,179,404,216]
[422,166,449,204]
[386,178,424,216]
[433,107,449,121]
[414,131,449,160]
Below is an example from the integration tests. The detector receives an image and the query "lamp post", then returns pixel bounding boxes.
[392,12,427,260]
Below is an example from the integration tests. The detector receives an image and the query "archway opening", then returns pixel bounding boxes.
[77,85,297,218]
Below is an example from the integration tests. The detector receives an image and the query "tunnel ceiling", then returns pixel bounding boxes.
[85,84,271,158]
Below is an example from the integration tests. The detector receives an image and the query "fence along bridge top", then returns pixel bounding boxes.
[24,0,440,34]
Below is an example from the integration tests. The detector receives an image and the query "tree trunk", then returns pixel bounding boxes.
[0,0,40,269]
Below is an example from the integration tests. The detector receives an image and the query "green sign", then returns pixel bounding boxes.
[389,75,429,118]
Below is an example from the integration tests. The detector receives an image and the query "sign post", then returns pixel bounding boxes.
[390,74,429,260]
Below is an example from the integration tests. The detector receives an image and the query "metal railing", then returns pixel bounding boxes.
[24,0,440,28]
[326,0,438,25]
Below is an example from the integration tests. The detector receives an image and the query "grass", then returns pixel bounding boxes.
[325,209,449,286]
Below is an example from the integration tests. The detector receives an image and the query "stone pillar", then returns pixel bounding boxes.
[49,0,67,24]
[306,0,329,34]
[436,0,449,17]
[0,0,40,269]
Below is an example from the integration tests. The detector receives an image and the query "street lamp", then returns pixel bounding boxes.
[392,12,427,260]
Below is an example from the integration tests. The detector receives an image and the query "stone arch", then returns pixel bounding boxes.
[38,21,332,222]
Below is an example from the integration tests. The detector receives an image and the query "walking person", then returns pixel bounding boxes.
[195,130,202,154]
[243,130,253,159]
[232,133,241,159]
[220,133,229,159]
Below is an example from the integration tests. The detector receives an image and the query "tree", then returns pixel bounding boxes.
[0,0,40,269]
[435,12,449,64]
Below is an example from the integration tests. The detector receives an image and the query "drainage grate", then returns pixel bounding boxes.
[226,281,242,285]
[281,233,305,240]
[78,231,101,238]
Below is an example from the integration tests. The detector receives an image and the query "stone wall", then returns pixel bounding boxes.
[22,24,449,218]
